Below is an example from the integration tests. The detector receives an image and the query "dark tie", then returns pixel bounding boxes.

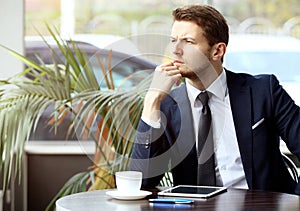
[197,91,216,186]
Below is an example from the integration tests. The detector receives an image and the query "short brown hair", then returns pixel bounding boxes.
[172,5,229,47]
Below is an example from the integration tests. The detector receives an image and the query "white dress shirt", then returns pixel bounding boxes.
[142,70,248,189]
[186,70,248,189]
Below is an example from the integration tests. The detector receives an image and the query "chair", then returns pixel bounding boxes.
[159,172,173,187]
[282,153,299,182]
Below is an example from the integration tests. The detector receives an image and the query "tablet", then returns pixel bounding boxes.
[158,185,227,199]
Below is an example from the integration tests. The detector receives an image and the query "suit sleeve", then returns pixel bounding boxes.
[271,75,300,150]
[270,75,300,193]
[129,119,170,188]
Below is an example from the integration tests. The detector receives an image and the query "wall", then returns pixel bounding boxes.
[0,0,24,79]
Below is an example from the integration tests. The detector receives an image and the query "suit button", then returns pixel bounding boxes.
[145,134,150,149]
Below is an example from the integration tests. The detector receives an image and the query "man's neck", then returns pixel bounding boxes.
[186,64,223,91]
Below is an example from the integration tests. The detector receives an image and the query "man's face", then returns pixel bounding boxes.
[170,20,214,79]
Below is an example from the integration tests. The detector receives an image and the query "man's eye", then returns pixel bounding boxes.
[170,39,177,43]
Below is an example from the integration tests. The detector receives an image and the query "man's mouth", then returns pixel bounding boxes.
[173,59,184,64]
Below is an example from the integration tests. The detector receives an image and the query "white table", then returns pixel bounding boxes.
[56,189,149,211]
[55,188,300,211]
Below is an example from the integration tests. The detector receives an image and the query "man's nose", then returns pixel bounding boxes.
[172,41,183,57]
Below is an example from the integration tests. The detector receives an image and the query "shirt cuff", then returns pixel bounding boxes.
[141,115,161,128]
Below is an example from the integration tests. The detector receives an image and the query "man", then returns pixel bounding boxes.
[130,4,300,195]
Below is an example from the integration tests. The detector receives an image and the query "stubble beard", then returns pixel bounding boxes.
[180,59,213,82]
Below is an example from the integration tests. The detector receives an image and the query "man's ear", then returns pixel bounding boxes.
[211,42,226,61]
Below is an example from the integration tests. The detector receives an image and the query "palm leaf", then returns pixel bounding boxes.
[0,62,73,190]
[0,25,155,209]
[0,26,102,191]
[70,75,152,172]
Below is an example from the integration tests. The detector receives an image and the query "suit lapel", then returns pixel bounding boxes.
[169,85,197,169]
[226,70,253,188]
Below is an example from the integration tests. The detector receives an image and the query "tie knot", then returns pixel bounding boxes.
[198,91,209,106]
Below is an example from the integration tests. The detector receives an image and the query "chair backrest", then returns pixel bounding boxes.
[282,153,299,183]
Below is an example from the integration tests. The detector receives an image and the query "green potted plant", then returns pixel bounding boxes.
[0,26,173,211]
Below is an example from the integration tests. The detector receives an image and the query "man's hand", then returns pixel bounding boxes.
[142,61,183,122]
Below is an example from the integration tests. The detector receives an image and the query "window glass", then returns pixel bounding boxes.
[225,52,300,82]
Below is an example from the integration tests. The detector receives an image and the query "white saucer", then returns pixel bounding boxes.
[106,190,152,200]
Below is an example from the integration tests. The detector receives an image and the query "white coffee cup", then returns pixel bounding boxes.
[115,171,142,194]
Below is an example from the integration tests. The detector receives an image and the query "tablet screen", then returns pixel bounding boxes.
[158,185,227,198]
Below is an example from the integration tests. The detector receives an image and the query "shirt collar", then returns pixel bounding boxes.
[186,69,228,104]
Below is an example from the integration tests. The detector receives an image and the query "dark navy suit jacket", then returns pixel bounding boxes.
[130,70,300,195]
